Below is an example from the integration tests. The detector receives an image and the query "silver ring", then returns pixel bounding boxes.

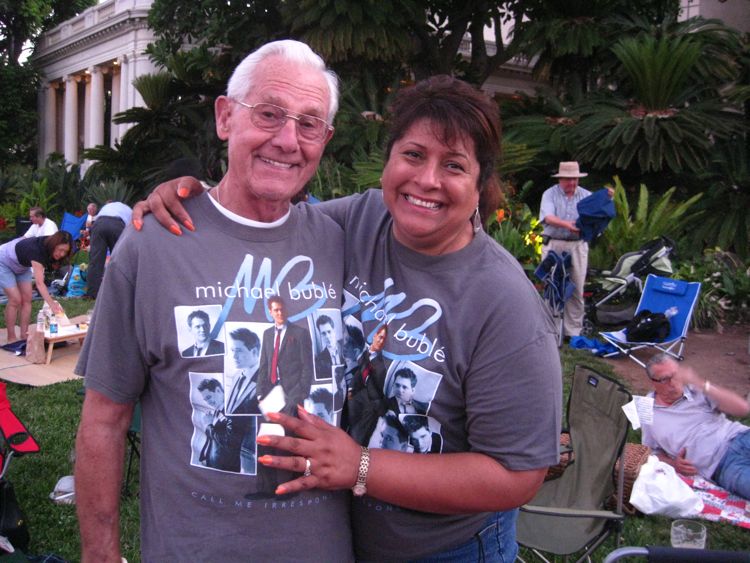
[303,458,312,477]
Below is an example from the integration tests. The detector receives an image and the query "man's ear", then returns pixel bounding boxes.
[215,96,231,140]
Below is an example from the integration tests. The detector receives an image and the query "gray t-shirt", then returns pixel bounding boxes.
[319,190,562,560]
[76,194,353,562]
[642,387,748,479]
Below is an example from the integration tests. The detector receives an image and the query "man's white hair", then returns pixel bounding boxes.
[226,39,340,124]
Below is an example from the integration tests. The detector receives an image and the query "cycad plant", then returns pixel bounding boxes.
[570,33,745,174]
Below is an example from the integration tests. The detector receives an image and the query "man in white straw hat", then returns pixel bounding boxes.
[539,161,591,338]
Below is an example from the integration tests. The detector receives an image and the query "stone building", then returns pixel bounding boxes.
[31,0,157,169]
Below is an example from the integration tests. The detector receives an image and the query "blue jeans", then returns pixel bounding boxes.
[713,430,750,499]
[408,510,519,563]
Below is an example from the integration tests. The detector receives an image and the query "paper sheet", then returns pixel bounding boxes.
[622,395,654,429]
[258,384,286,418]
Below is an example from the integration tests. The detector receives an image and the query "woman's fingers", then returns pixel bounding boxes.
[134,177,202,234]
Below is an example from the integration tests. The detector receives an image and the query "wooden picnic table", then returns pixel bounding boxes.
[44,324,88,365]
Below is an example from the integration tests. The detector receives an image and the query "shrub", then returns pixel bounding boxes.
[674,249,750,330]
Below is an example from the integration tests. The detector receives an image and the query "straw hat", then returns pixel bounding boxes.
[551,161,588,178]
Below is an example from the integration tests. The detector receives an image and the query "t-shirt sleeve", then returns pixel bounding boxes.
[463,291,562,470]
[75,244,148,403]
[314,196,355,229]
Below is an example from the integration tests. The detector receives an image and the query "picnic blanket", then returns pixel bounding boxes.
[679,475,750,530]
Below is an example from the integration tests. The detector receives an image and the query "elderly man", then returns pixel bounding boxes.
[539,161,592,337]
[23,207,58,238]
[74,40,350,561]
[641,354,750,499]
[85,203,98,230]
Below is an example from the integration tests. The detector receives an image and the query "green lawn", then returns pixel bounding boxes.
[1,305,748,561]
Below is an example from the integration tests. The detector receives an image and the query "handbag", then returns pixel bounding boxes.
[629,455,703,517]
[0,479,30,552]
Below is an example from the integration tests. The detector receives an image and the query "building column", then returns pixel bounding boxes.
[88,65,105,148]
[43,83,58,159]
[83,73,91,148]
[110,64,121,146]
[63,74,79,165]
[118,55,130,137]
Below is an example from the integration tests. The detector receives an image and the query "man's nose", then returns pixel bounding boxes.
[272,118,300,151]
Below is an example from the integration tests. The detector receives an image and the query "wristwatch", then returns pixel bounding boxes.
[351,446,370,497]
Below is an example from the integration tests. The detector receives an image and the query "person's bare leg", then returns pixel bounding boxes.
[18,282,33,340]
[3,285,21,342]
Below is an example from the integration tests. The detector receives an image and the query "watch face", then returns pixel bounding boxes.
[352,483,367,497]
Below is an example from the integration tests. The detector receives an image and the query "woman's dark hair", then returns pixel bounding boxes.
[43,230,74,268]
[384,75,504,224]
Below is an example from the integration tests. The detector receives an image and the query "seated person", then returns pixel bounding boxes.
[641,354,750,499]
[24,207,58,238]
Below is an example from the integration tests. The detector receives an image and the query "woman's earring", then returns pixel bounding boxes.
[472,206,482,234]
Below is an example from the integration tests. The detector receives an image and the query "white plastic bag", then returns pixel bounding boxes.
[629,455,703,517]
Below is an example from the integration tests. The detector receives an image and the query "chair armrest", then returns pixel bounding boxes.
[520,504,625,520]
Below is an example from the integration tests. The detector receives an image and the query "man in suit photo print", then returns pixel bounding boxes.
[257,295,313,417]
[182,309,225,357]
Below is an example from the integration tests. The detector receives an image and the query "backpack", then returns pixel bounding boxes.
[625,310,671,342]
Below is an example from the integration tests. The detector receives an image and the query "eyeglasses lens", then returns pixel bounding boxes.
[250,103,327,142]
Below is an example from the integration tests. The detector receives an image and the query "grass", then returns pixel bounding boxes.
[0,301,747,561]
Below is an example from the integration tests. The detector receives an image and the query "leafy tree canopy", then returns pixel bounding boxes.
[0,0,96,64]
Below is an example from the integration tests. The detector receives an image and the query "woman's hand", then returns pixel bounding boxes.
[257,405,362,495]
[50,300,64,315]
[131,176,204,234]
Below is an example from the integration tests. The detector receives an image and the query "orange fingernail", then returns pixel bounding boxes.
[133,219,142,231]
[267,412,281,422]
[168,224,182,236]
[183,219,195,232]
[276,486,287,495]
[177,186,189,198]
[256,435,271,445]
[258,455,272,464]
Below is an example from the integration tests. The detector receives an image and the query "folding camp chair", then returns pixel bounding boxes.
[0,383,40,479]
[517,365,631,562]
[535,250,575,347]
[59,212,88,245]
[0,382,39,552]
[600,275,701,368]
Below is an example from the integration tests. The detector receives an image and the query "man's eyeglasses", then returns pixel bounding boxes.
[232,100,333,143]
[648,373,674,384]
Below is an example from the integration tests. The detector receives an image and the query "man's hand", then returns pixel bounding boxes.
[673,448,697,476]
[564,220,580,234]
[131,176,204,234]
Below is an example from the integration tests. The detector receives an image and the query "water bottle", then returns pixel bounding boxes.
[42,303,51,332]
[49,314,58,335]
[36,309,45,332]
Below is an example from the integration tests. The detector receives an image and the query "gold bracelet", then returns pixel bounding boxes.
[703,380,711,394]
